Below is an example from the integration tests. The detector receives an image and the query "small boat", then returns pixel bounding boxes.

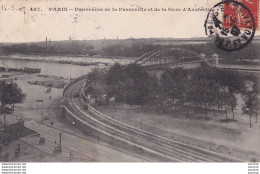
[23,67,41,73]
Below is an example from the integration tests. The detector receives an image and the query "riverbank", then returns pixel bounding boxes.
[28,74,69,89]
[0,57,103,78]
[0,54,133,66]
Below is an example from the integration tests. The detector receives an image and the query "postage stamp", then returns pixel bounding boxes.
[205,0,258,51]
[223,0,259,29]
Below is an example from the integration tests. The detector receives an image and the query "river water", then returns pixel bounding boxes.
[0,56,131,78]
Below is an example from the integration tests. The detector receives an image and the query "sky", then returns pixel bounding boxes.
[0,0,259,42]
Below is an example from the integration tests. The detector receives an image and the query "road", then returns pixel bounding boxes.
[21,120,148,162]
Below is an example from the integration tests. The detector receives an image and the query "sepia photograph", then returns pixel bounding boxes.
[0,0,259,167]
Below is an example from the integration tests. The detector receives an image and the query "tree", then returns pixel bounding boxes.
[86,68,106,84]
[105,63,127,102]
[124,63,160,108]
[0,81,26,109]
[88,83,108,106]
[242,93,255,128]
[218,86,230,121]
[252,80,259,123]
[86,68,107,106]
[227,93,237,120]
[185,73,219,119]
[194,78,215,120]
[105,63,128,112]
[140,74,160,109]
[210,81,222,116]
[160,67,188,112]
[242,78,259,127]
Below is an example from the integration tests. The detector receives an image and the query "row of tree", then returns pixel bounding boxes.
[160,65,241,120]
[86,63,159,107]
[86,63,259,127]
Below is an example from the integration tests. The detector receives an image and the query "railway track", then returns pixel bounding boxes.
[63,78,242,162]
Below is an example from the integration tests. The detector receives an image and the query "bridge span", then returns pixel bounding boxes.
[135,48,260,75]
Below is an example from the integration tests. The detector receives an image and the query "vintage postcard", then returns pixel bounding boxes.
[0,0,259,166]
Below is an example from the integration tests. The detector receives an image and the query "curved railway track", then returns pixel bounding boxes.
[63,77,242,162]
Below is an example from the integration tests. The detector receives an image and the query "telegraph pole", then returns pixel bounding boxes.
[59,132,62,148]
[45,36,48,49]
[4,115,6,125]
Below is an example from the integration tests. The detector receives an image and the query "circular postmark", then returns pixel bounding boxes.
[205,0,256,51]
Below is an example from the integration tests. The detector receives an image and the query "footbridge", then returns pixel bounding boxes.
[134,48,260,75]
[134,48,213,69]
